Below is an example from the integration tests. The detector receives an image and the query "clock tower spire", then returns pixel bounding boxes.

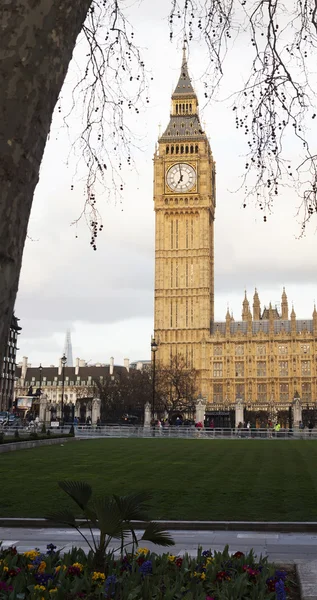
[153,50,216,369]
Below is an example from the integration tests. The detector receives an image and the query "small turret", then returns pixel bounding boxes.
[313,304,317,335]
[225,306,231,336]
[253,288,261,320]
[268,302,274,334]
[242,290,250,321]
[291,304,296,335]
[281,287,289,320]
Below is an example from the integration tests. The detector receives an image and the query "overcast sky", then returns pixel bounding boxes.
[15,0,317,367]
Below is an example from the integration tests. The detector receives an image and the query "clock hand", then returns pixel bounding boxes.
[178,164,183,185]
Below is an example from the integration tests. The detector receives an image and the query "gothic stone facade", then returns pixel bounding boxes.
[153,49,317,409]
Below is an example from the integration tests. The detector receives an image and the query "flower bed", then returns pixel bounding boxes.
[0,544,297,599]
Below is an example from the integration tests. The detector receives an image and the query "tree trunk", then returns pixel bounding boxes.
[0,0,92,366]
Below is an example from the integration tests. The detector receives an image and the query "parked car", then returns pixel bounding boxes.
[0,411,9,425]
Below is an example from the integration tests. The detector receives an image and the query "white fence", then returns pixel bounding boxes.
[74,425,317,440]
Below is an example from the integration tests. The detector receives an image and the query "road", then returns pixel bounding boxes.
[1,527,317,562]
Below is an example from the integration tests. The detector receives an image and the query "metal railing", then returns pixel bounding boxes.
[74,425,317,440]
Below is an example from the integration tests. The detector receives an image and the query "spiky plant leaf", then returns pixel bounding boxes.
[58,480,92,510]
[141,521,175,547]
[45,509,76,527]
[92,495,128,540]
[114,491,152,522]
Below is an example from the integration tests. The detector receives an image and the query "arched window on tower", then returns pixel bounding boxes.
[166,145,169,154]
[176,104,178,114]
[171,145,174,154]
[189,103,192,112]
[186,103,188,113]
[180,145,184,154]
[185,145,189,154]
[190,145,194,153]
[175,145,179,154]
[182,103,185,112]
[195,144,199,153]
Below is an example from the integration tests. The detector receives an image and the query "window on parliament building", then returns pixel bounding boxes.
[213,384,223,402]
[301,344,310,354]
[280,383,289,401]
[279,361,288,376]
[213,362,223,377]
[236,383,245,400]
[257,361,267,377]
[301,360,311,376]
[235,344,244,356]
[257,383,267,401]
[235,362,244,377]
[302,382,312,401]
[278,345,288,355]
[256,344,266,356]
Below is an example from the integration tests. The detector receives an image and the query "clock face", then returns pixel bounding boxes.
[166,163,196,192]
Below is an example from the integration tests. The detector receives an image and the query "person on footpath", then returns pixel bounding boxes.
[274,422,281,437]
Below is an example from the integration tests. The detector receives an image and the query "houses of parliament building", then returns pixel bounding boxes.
[153,47,317,417]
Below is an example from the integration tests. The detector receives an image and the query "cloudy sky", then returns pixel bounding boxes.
[15,0,317,367]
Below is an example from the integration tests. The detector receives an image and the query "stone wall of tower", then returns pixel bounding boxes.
[153,52,215,370]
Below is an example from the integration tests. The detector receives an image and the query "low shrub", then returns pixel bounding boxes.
[68,424,74,436]
[14,428,19,439]
[29,432,39,440]
[0,432,4,444]
[41,423,46,434]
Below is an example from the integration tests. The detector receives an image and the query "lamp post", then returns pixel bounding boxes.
[151,337,158,436]
[61,354,67,427]
[39,363,42,395]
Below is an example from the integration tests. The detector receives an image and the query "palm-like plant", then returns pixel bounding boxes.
[46,481,174,568]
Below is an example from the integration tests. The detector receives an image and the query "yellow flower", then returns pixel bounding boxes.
[34,585,46,591]
[49,588,58,594]
[23,550,40,561]
[206,557,213,565]
[38,561,46,573]
[168,555,176,562]
[2,566,8,573]
[135,547,149,556]
[55,565,66,573]
[92,571,106,582]
[200,572,206,580]
[72,562,84,572]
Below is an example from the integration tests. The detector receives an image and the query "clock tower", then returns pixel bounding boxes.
[153,46,216,368]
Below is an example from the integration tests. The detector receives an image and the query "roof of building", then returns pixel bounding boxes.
[160,114,205,141]
[15,364,127,382]
[211,319,314,336]
[172,49,196,99]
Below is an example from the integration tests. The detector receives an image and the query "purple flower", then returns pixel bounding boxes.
[202,550,212,557]
[105,574,117,597]
[140,560,152,575]
[32,553,46,567]
[275,569,287,581]
[275,579,287,600]
[35,573,54,585]
[0,581,13,592]
[46,543,57,555]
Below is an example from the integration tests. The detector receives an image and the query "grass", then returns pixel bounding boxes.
[1,438,317,520]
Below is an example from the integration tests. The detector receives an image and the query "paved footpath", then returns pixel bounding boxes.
[1,527,317,598]
[1,526,317,562]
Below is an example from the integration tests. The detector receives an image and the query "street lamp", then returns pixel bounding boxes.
[39,363,42,394]
[61,354,67,426]
[151,336,158,435]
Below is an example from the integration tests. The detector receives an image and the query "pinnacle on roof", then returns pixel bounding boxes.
[172,40,196,99]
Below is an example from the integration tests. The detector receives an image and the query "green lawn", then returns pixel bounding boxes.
[1,438,317,521]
